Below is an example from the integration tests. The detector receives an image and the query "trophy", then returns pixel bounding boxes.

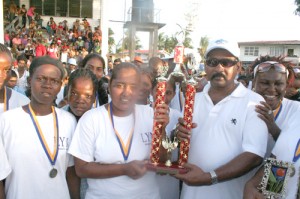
[257,158,295,199]
[146,26,197,174]
[149,64,169,164]
[162,136,179,167]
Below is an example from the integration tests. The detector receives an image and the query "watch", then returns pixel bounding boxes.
[209,170,218,185]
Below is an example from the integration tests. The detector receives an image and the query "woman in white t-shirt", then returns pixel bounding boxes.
[0,56,80,199]
[68,62,170,199]
[251,55,300,155]
[244,119,300,199]
[0,44,30,114]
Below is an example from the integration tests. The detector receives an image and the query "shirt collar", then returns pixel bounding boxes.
[203,81,247,98]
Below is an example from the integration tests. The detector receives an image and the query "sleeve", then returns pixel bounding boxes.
[242,99,268,158]
[68,110,96,162]
[67,115,77,167]
[0,117,12,180]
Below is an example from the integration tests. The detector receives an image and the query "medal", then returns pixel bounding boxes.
[108,102,134,161]
[49,168,58,178]
[26,104,59,178]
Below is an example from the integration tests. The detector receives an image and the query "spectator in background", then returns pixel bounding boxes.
[27,6,35,24]
[47,43,59,59]
[132,56,143,68]
[19,4,27,28]
[8,1,17,22]
[285,68,300,101]
[13,55,30,94]
[35,39,47,57]
[68,58,77,73]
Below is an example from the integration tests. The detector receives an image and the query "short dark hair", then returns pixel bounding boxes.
[0,43,12,61]
[67,68,98,94]
[79,53,105,70]
[29,56,65,79]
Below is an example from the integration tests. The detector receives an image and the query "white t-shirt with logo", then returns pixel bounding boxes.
[0,107,76,199]
[68,105,160,199]
[272,122,300,199]
[181,83,268,199]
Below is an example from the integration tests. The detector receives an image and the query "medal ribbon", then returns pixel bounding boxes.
[293,138,300,163]
[3,87,8,112]
[273,102,282,121]
[108,102,134,161]
[27,104,59,166]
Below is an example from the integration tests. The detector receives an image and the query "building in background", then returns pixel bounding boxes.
[239,40,300,67]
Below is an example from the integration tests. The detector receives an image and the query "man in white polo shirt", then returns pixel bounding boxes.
[174,39,268,199]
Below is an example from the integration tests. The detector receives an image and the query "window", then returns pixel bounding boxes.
[30,0,92,18]
[270,47,284,57]
[244,46,259,56]
[287,49,294,57]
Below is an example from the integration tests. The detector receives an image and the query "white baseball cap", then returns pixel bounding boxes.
[205,39,240,59]
[68,58,77,66]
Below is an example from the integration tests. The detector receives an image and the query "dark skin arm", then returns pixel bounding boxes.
[74,103,170,180]
[0,181,4,199]
[255,101,281,141]
[66,166,80,199]
[174,118,263,186]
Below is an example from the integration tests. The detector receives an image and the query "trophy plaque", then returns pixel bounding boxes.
[258,158,295,199]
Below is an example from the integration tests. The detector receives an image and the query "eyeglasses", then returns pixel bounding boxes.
[205,58,239,67]
[255,61,287,74]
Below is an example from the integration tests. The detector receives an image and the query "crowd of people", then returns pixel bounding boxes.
[0,5,300,198]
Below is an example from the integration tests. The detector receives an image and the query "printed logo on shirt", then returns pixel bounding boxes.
[140,131,152,145]
[58,136,70,150]
[231,118,237,125]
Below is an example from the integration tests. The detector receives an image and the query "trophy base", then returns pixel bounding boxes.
[146,162,188,175]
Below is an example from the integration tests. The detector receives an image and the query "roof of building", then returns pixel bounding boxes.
[238,40,300,46]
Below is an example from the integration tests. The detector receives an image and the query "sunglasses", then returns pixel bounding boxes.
[255,61,287,73]
[205,58,239,67]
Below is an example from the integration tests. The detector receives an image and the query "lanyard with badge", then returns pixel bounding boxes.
[26,104,59,178]
[107,102,135,162]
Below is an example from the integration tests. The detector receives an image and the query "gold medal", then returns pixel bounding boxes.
[49,168,58,178]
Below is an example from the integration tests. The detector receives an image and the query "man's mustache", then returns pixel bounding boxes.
[211,73,226,81]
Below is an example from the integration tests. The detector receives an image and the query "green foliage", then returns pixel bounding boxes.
[295,0,300,15]
[157,30,193,53]
[198,36,209,63]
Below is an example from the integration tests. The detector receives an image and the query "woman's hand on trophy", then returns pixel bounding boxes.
[124,160,147,180]
[154,103,170,128]
[175,117,197,141]
[173,163,211,186]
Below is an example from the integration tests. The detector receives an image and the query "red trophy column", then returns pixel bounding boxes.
[150,77,167,164]
[178,80,197,166]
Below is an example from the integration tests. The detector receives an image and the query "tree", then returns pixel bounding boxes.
[158,32,166,50]
[108,28,115,53]
[116,30,142,53]
[295,0,300,15]
[182,30,193,49]
[198,36,209,63]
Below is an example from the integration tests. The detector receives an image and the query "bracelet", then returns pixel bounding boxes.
[209,170,218,185]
